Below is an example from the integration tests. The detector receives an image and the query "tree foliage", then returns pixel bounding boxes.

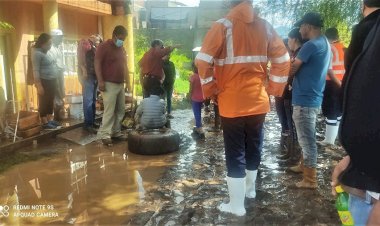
[258,0,361,45]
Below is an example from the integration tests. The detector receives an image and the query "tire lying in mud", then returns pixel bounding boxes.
[128,129,180,155]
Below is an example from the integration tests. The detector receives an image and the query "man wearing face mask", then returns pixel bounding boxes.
[95,26,129,146]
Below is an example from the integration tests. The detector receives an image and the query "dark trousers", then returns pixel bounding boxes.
[275,96,289,133]
[143,75,161,98]
[164,85,174,114]
[221,114,266,178]
[39,78,57,118]
[322,80,342,125]
[276,96,297,142]
[284,98,297,142]
[81,75,97,127]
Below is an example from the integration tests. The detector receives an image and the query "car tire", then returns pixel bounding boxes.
[128,129,180,155]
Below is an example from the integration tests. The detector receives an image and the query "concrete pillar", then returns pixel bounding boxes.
[102,15,134,91]
[42,0,59,31]
[126,13,135,93]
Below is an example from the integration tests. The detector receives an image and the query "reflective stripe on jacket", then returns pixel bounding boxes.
[195,1,290,118]
[327,42,345,81]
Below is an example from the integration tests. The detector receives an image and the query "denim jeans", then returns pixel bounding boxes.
[221,114,265,178]
[349,194,373,225]
[82,76,98,127]
[292,106,320,168]
[191,101,203,128]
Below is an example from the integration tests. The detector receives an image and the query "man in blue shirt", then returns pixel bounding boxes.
[288,12,332,189]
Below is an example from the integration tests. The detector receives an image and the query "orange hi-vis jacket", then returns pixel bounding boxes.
[195,1,290,118]
[327,41,345,81]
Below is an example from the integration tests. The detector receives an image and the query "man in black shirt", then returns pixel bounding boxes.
[162,55,176,118]
[332,0,380,225]
[343,0,380,86]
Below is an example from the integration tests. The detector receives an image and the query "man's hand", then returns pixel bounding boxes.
[290,58,303,77]
[99,81,105,92]
[331,156,351,196]
[327,69,342,88]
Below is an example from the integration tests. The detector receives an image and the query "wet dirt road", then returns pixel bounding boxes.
[0,108,344,225]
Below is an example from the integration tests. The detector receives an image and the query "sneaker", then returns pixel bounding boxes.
[167,114,174,119]
[49,120,61,127]
[102,138,113,146]
[42,123,58,130]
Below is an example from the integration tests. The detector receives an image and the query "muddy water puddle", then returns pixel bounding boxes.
[0,138,177,225]
[0,108,343,225]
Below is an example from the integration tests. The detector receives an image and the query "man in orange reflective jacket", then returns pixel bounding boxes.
[320,28,345,147]
[196,0,290,216]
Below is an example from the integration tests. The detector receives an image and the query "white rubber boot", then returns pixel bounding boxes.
[323,124,339,145]
[246,170,258,198]
[218,177,246,216]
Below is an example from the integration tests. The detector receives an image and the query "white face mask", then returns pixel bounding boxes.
[115,39,124,48]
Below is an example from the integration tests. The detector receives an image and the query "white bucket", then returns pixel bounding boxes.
[69,103,83,120]
[66,95,83,104]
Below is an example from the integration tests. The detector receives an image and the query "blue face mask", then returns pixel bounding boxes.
[115,39,124,47]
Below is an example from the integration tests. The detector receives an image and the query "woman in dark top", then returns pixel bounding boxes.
[276,28,304,167]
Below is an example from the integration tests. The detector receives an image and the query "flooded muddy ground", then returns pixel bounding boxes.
[125,109,344,226]
[0,106,345,225]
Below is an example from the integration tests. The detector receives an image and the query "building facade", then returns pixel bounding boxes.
[0,0,134,112]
